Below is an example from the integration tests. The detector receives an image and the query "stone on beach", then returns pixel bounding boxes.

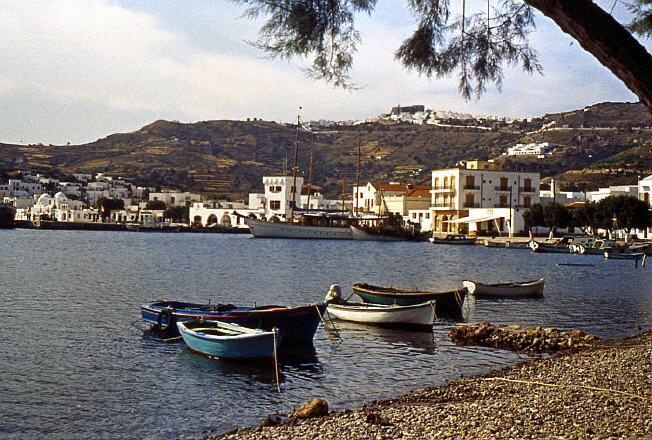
[290,399,329,421]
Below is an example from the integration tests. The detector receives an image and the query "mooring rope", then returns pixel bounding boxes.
[272,328,281,394]
[479,377,650,402]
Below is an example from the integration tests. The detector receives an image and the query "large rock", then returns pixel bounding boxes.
[290,399,329,420]
[450,323,598,353]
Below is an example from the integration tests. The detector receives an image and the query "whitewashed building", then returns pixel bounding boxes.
[430,160,540,236]
[636,175,652,239]
[586,185,638,203]
[190,200,257,229]
[352,182,411,215]
[149,191,201,207]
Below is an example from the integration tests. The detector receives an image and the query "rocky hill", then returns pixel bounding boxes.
[1,102,651,198]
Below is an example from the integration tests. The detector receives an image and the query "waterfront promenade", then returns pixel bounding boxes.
[219,331,652,439]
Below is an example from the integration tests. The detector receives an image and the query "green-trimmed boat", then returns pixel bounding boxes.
[352,283,466,318]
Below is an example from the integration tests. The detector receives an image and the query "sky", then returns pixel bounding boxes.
[0,0,650,145]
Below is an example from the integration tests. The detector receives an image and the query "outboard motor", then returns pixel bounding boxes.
[324,284,343,304]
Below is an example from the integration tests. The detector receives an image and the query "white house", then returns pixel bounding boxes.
[586,185,638,203]
[636,175,652,239]
[351,182,412,215]
[539,179,587,206]
[262,175,303,220]
[149,191,201,207]
[189,201,257,228]
[430,159,540,236]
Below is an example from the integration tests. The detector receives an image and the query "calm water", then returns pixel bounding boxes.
[1,230,651,439]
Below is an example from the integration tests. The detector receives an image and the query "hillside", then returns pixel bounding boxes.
[1,102,651,198]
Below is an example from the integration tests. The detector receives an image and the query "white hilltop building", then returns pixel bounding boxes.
[506,142,555,157]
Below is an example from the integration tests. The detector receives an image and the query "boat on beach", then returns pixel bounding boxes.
[352,283,466,317]
[462,278,544,298]
[177,320,280,359]
[140,300,326,345]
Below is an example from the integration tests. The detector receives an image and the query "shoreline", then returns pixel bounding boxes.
[216,330,651,439]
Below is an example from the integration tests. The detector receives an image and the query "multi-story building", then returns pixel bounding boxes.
[352,182,412,215]
[430,160,540,236]
[506,142,555,157]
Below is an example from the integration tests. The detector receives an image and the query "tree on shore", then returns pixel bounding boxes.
[524,202,571,234]
[594,195,652,230]
[145,200,166,210]
[97,197,125,221]
[164,206,190,222]
[233,0,652,111]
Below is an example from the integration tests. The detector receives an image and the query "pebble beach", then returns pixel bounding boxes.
[218,331,652,439]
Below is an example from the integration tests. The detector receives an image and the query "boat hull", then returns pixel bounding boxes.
[529,240,569,253]
[463,279,544,298]
[327,302,435,330]
[350,226,426,242]
[177,321,278,359]
[352,283,465,317]
[247,219,353,240]
[429,237,476,245]
[141,301,325,345]
[604,251,644,260]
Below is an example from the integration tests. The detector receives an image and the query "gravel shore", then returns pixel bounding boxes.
[218,331,652,439]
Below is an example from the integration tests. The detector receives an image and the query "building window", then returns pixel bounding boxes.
[425,213,430,219]
[523,178,532,192]
[270,201,281,210]
[464,193,475,207]
[450,176,455,188]
[499,177,509,190]
[523,196,531,207]
[499,195,508,207]
[170,196,175,204]
[443,176,448,188]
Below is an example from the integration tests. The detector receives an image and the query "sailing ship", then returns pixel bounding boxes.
[247,114,357,240]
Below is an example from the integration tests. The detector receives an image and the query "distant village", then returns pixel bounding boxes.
[2,151,651,239]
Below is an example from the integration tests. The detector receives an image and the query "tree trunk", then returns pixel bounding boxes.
[525,0,652,113]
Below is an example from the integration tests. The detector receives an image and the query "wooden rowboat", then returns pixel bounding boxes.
[177,320,280,359]
[603,251,645,260]
[326,301,435,331]
[352,283,466,317]
[462,278,544,298]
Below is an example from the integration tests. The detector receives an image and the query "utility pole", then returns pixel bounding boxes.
[306,132,314,210]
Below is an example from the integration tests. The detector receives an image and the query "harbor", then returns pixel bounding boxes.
[1,229,650,438]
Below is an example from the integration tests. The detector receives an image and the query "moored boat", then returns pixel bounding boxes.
[247,217,354,240]
[326,301,435,331]
[177,320,279,359]
[140,300,325,345]
[349,225,428,242]
[352,283,466,317]
[429,234,476,245]
[462,278,544,298]
[603,250,645,260]
[528,240,570,253]
[324,284,435,330]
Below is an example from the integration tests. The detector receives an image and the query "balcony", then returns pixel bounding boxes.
[432,186,455,193]
[463,203,480,208]
[433,204,456,209]
[494,204,510,208]
[463,185,480,190]
[494,186,510,192]
[519,187,535,193]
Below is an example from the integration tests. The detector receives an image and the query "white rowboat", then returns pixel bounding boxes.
[326,301,435,331]
[462,278,544,298]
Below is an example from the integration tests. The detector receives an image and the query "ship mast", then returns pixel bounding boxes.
[306,132,314,210]
[289,111,301,223]
[355,137,361,216]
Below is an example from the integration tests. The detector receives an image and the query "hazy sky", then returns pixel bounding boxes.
[1,0,649,145]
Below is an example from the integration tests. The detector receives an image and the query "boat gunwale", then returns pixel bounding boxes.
[463,278,545,289]
[326,301,435,313]
[177,321,275,341]
[352,283,464,298]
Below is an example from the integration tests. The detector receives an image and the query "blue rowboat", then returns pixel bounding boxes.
[177,320,280,359]
[352,283,466,317]
[140,300,326,345]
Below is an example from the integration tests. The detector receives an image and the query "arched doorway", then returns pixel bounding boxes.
[206,214,218,226]
[441,215,448,233]
[193,215,202,227]
[220,214,232,228]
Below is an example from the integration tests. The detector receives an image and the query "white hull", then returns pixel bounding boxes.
[326,302,435,329]
[463,279,544,298]
[247,219,353,240]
